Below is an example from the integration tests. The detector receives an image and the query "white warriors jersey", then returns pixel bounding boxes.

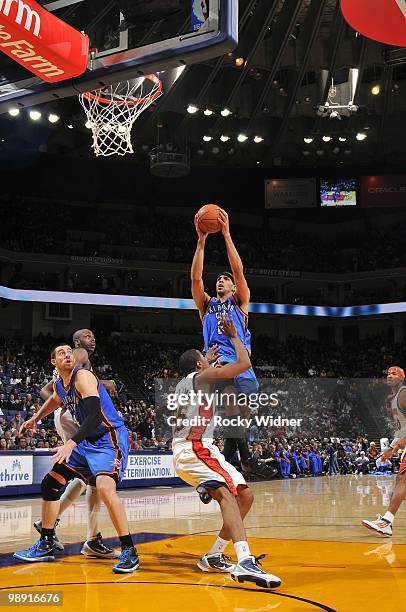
[390,385,406,440]
[172,372,215,445]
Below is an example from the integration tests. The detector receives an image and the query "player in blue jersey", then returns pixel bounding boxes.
[14,344,138,574]
[191,209,272,476]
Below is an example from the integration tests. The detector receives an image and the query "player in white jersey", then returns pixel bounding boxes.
[172,314,281,589]
[21,329,117,558]
[362,366,406,536]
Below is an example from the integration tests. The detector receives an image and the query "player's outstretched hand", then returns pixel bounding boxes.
[218,209,230,237]
[19,417,37,436]
[206,343,219,364]
[50,440,76,464]
[220,313,237,338]
[194,213,208,241]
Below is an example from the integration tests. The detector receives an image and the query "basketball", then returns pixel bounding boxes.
[197,204,222,234]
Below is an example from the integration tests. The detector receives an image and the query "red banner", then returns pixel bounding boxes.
[361,175,406,208]
[341,0,406,47]
[0,0,89,83]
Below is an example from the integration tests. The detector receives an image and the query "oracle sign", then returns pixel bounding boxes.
[361,175,406,208]
[0,0,89,83]
[341,0,406,47]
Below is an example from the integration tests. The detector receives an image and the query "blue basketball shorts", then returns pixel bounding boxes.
[66,425,129,483]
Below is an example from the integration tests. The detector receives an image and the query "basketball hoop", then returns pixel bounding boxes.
[79,74,162,157]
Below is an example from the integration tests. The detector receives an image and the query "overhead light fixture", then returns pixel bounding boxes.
[187,104,199,114]
[371,84,380,96]
[203,107,214,116]
[237,134,248,143]
[29,110,41,121]
[333,147,340,154]
[316,149,325,156]
[302,150,310,156]
[67,124,74,130]
[203,135,212,142]
[322,135,332,142]
[253,135,264,143]
[221,108,232,117]
[196,149,205,156]
[356,132,367,141]
[48,113,60,124]
[212,146,220,155]
[220,135,230,142]
[344,149,352,155]
[8,108,20,117]
[339,136,347,142]
[303,137,313,144]
[235,57,245,67]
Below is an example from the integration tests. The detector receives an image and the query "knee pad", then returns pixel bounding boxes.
[41,473,65,502]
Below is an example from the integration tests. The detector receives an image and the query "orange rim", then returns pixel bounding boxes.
[82,74,162,107]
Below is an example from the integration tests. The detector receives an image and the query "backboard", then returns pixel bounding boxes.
[0,0,237,112]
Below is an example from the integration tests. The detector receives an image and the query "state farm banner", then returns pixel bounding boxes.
[361,175,406,208]
[0,0,89,82]
[265,178,317,209]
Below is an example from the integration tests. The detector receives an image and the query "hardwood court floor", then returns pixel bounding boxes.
[0,475,405,612]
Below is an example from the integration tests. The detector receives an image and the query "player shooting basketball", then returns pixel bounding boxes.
[362,366,406,536]
[191,209,270,477]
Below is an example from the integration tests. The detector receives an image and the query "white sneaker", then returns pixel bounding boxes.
[197,554,235,573]
[231,555,281,589]
[362,515,393,537]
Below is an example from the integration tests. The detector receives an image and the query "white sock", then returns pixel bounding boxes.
[234,540,251,562]
[59,478,86,515]
[207,536,229,557]
[86,485,101,540]
[383,511,394,524]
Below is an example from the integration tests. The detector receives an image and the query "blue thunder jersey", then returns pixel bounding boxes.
[203,296,251,359]
[54,366,124,441]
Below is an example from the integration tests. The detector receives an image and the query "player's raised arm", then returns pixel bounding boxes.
[191,213,211,318]
[197,315,251,382]
[218,209,250,311]
[39,380,55,401]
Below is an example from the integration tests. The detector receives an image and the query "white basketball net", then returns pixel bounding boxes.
[79,74,162,157]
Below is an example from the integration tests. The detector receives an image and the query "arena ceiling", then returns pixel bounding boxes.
[0,0,405,169]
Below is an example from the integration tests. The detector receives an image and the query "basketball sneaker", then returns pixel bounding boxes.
[112,547,140,574]
[230,554,282,589]
[362,515,393,536]
[242,458,278,479]
[81,533,119,558]
[13,539,55,563]
[197,554,235,573]
[34,519,64,552]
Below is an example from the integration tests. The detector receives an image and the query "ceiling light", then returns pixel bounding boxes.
[212,146,220,155]
[235,57,245,67]
[333,147,340,154]
[221,108,232,117]
[8,108,20,117]
[253,135,264,143]
[339,136,347,142]
[67,124,74,130]
[356,132,367,141]
[187,104,199,114]
[48,113,60,124]
[196,149,205,156]
[203,135,212,142]
[203,107,214,116]
[371,84,380,95]
[303,137,313,144]
[237,134,248,143]
[316,149,325,156]
[322,135,332,142]
[344,149,352,155]
[29,110,41,121]
[302,150,310,156]
[220,135,230,142]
